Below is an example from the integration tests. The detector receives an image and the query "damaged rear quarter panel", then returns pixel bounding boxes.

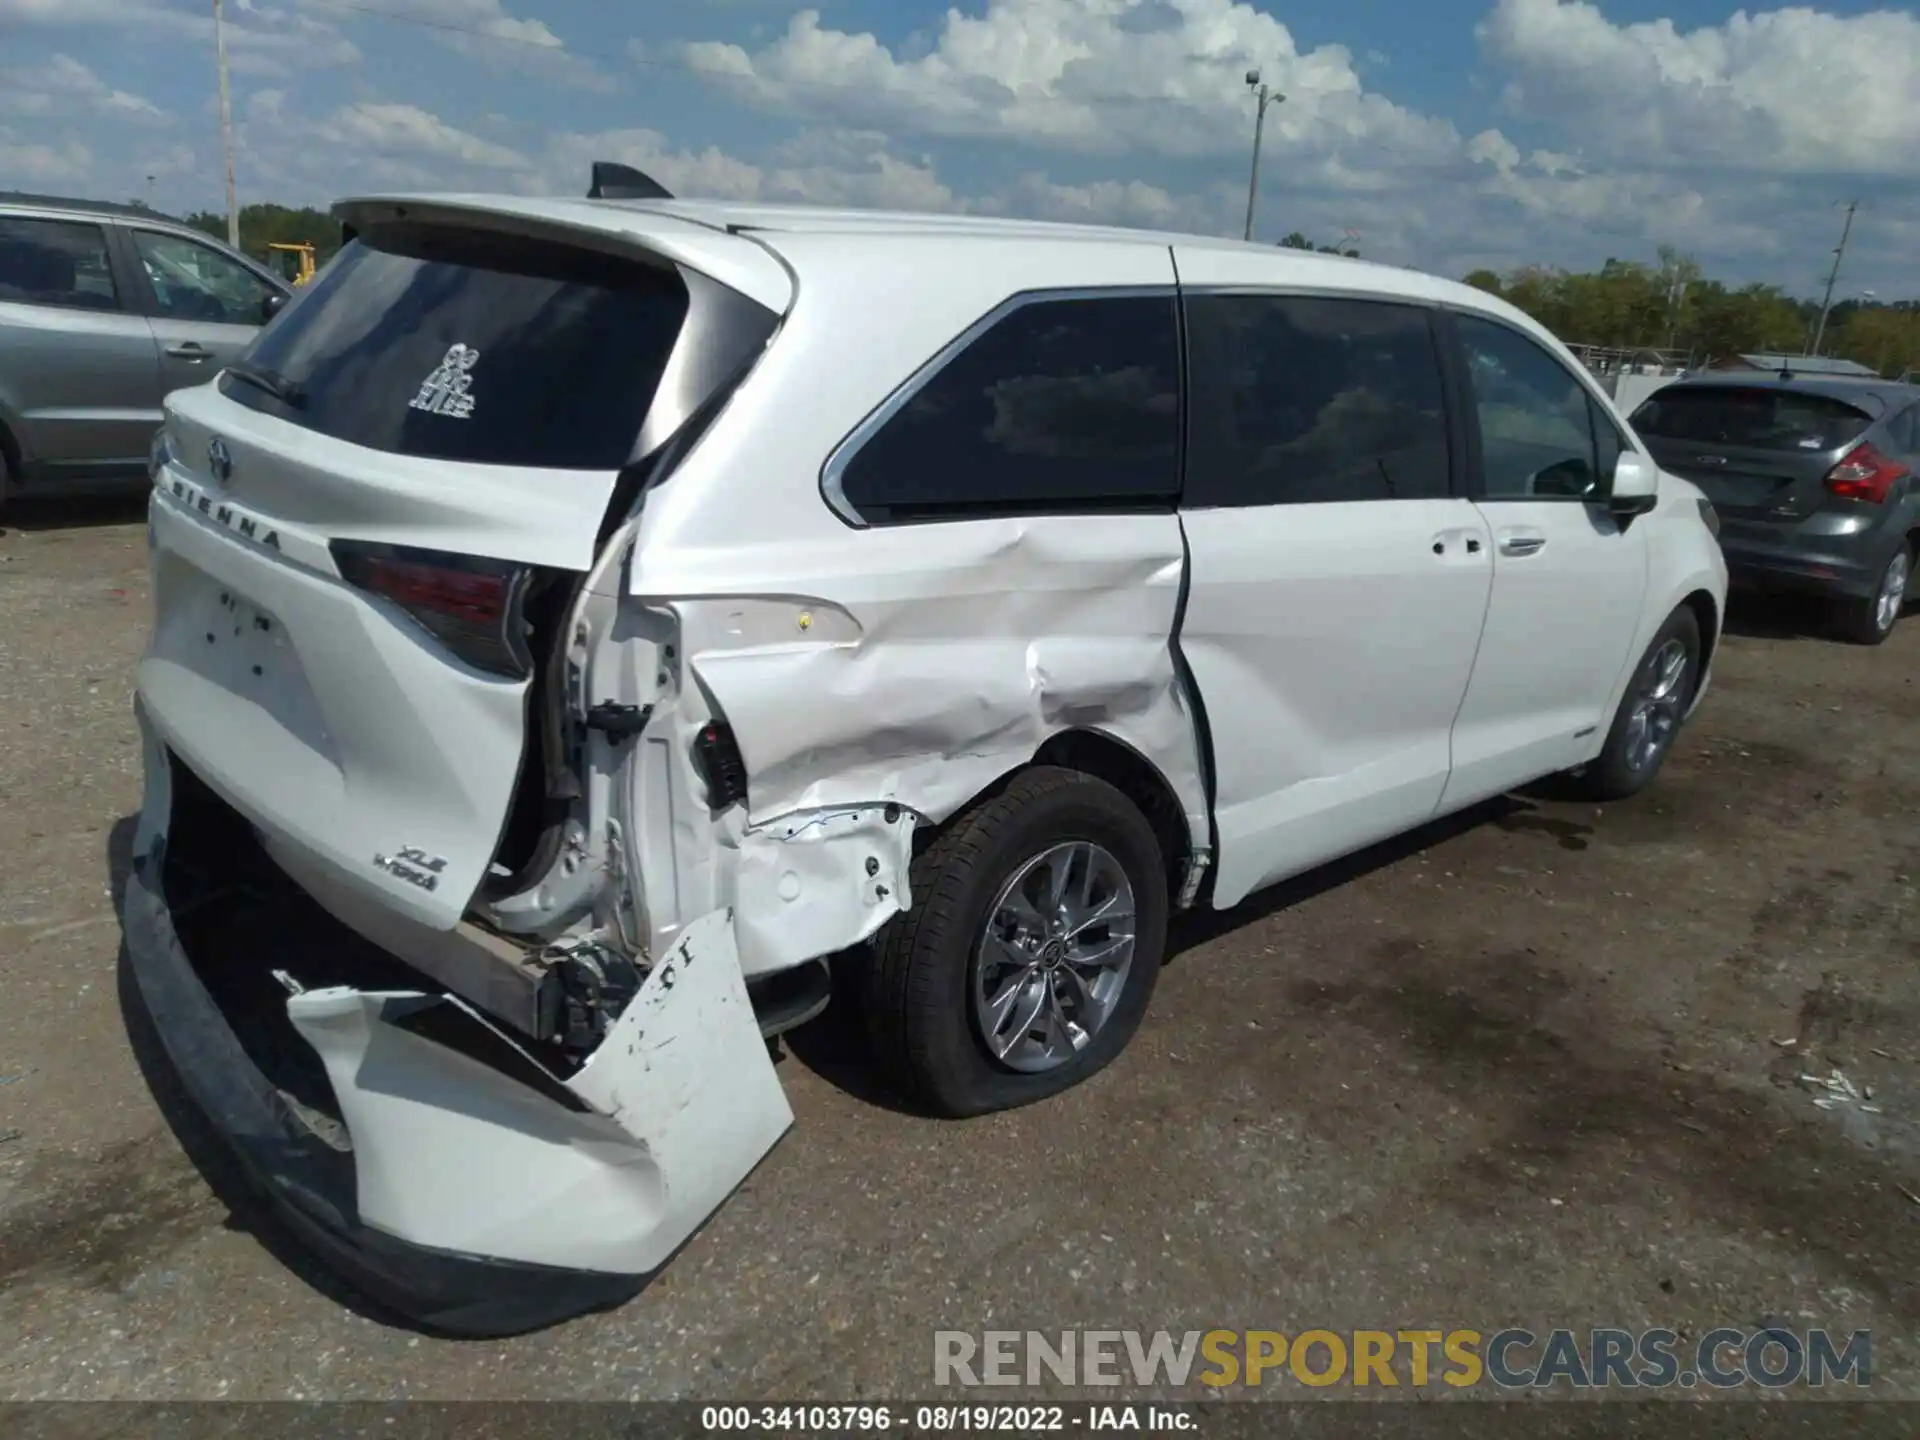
[673,518,1207,837]
[614,234,1211,978]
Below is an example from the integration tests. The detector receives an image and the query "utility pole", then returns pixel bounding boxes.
[1809,200,1858,357]
[215,0,238,248]
[1664,269,1688,352]
[1241,69,1283,243]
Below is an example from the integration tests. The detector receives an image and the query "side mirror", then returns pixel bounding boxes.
[262,290,290,323]
[1608,450,1660,519]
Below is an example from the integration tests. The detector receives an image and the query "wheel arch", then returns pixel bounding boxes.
[1027,728,1193,905]
[1679,587,1720,691]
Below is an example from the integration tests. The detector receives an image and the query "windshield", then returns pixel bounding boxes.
[1631,386,1873,453]
[222,224,690,470]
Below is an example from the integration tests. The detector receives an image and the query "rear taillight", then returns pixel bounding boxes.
[1824,442,1908,504]
[332,541,534,679]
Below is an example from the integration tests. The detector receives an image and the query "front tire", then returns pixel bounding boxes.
[863,767,1168,1117]
[1565,606,1701,802]
[1835,542,1911,646]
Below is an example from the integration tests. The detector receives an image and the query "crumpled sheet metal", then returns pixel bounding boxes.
[725,803,917,977]
[674,515,1211,859]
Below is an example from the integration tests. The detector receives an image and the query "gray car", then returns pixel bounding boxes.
[1630,372,1919,644]
[0,192,291,508]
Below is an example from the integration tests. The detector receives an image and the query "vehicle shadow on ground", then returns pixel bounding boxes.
[103,817,475,1338]
[0,493,147,534]
[784,796,1529,1115]
[1165,795,1524,959]
[1720,588,1847,642]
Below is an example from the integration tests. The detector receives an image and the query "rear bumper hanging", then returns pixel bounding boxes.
[122,704,793,1335]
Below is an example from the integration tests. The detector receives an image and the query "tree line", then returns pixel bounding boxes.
[152,202,1918,378]
[178,202,346,268]
[1462,249,1918,378]
[1283,232,1915,378]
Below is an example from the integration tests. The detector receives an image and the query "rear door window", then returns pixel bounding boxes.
[1182,294,1452,506]
[222,225,690,470]
[0,216,120,311]
[1630,386,1873,453]
[832,293,1180,523]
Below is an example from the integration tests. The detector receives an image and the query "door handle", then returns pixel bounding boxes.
[165,342,212,360]
[1499,533,1547,557]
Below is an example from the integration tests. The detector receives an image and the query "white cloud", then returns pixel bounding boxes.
[987,173,1184,227]
[0,129,91,183]
[1479,0,1920,175]
[0,0,360,76]
[361,0,610,90]
[0,0,152,17]
[0,53,164,119]
[541,127,766,201]
[672,1,1465,169]
[314,100,533,172]
[1,0,1915,296]
[539,126,959,211]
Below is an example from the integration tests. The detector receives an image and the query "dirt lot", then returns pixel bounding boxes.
[1,498,1916,1402]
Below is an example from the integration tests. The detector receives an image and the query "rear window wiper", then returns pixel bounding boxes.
[223,359,306,409]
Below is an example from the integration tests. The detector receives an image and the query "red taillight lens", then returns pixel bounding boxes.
[1824,442,1908,504]
[333,541,534,679]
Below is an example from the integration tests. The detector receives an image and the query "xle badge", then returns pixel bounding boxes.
[373,847,450,892]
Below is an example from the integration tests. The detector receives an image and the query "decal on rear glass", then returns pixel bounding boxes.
[408,344,480,420]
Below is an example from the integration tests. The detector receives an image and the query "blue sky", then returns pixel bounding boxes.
[2,0,1917,297]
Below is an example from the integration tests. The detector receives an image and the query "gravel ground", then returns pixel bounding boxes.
[1,496,1916,1403]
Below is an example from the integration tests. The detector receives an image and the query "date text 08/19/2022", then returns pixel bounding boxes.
[700,1406,1190,1432]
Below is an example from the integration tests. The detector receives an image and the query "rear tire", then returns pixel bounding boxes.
[1564,606,1701,802]
[1834,542,1911,647]
[863,766,1168,1118]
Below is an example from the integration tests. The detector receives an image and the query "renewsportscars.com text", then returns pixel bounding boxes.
[933,1328,1871,1390]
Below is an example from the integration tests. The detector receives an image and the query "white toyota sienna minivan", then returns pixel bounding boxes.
[126,172,1728,1333]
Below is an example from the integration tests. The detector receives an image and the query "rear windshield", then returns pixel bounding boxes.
[222,224,689,469]
[1630,386,1873,453]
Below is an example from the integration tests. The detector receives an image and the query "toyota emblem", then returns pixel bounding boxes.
[208,436,233,485]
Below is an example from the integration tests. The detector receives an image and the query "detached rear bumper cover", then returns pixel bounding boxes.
[123,712,793,1335]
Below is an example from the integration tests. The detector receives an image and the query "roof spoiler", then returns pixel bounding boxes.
[588,162,672,202]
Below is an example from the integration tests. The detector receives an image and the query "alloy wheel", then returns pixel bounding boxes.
[1622,637,1691,773]
[972,840,1137,1073]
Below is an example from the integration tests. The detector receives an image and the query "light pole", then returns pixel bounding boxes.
[214,0,238,248]
[1242,69,1284,243]
[1809,199,1859,357]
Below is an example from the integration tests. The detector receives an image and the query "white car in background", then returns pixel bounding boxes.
[126,171,1727,1334]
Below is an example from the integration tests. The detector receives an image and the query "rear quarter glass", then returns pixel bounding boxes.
[220,224,691,470]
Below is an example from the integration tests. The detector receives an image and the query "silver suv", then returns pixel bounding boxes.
[0,192,291,507]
